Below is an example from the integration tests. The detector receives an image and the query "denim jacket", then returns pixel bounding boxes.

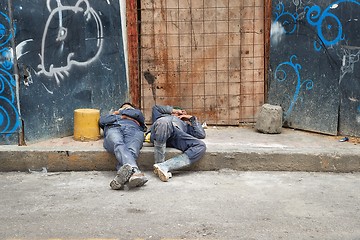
[151,105,205,139]
[99,108,146,132]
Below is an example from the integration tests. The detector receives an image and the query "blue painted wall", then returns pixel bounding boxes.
[0,0,128,144]
[269,0,360,137]
[0,4,20,144]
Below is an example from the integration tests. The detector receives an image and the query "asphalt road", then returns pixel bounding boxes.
[1,170,359,240]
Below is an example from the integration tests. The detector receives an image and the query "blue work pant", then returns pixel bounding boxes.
[152,118,206,163]
[103,125,144,170]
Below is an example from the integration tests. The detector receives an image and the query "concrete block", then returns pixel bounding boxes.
[255,104,283,134]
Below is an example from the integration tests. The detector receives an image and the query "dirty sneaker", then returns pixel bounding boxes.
[153,164,172,182]
[127,172,148,189]
[110,164,134,190]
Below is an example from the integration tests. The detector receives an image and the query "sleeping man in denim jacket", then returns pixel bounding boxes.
[99,102,147,190]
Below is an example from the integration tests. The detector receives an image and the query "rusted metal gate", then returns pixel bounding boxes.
[128,0,269,125]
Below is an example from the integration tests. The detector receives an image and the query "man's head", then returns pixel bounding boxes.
[119,102,135,111]
[172,106,187,116]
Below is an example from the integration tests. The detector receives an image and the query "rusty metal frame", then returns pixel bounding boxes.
[264,0,272,103]
[126,0,141,107]
[129,0,272,114]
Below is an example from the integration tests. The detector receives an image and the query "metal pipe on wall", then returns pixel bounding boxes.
[120,0,129,92]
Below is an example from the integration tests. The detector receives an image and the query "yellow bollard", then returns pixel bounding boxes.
[73,108,100,141]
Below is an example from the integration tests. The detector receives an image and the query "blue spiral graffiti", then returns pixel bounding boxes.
[305,0,360,51]
[274,55,314,119]
[0,96,19,134]
[0,11,19,137]
[0,11,14,48]
[0,68,16,102]
[0,47,14,70]
[274,2,299,34]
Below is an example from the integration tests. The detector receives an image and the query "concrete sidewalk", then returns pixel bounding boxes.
[1,125,359,172]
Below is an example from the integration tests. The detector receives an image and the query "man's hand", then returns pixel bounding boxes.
[178,114,193,121]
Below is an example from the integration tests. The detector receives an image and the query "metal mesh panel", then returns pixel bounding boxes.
[139,0,265,125]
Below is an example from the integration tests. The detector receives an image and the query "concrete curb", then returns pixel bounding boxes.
[1,145,359,173]
[1,126,359,172]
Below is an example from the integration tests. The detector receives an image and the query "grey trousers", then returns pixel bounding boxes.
[152,118,206,163]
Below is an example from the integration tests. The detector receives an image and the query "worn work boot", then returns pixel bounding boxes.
[110,164,134,190]
[154,141,166,163]
[153,153,191,182]
[153,165,172,182]
[127,168,148,189]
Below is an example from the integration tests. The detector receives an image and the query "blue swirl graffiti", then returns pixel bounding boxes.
[0,11,15,48]
[0,68,16,102]
[274,2,299,34]
[0,48,14,70]
[0,11,19,137]
[0,96,19,135]
[305,0,360,51]
[274,55,314,119]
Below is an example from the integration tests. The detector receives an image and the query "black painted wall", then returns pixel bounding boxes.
[0,0,127,144]
[269,0,360,136]
[2,0,360,144]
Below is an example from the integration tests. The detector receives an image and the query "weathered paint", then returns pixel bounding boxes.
[139,0,266,125]
[127,0,140,107]
[268,0,360,137]
[0,0,128,144]
[0,2,21,144]
[73,108,100,141]
[264,0,272,103]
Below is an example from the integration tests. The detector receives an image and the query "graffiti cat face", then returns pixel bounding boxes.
[36,0,103,85]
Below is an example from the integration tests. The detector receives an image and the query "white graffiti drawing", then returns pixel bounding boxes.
[339,45,360,84]
[293,0,301,6]
[36,0,104,85]
[16,39,33,60]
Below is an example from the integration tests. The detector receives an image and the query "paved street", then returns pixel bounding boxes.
[1,170,359,240]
